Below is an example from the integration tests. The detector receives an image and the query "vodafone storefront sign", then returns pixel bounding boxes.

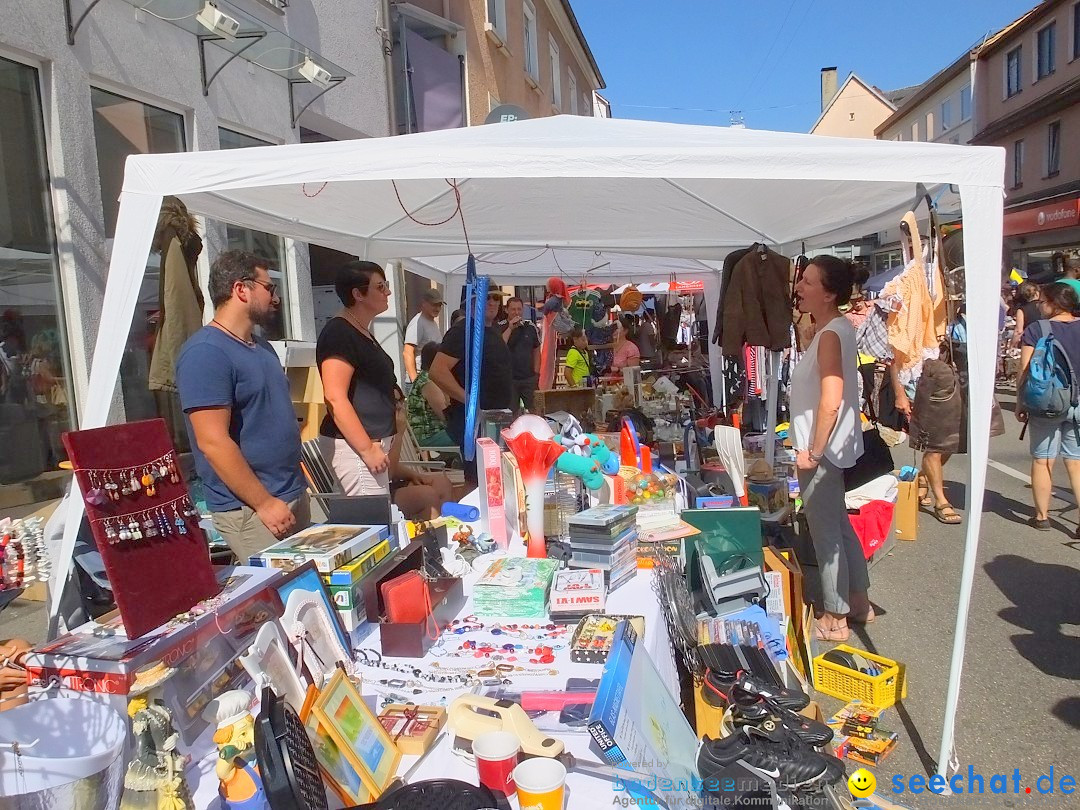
[1004,197,1080,236]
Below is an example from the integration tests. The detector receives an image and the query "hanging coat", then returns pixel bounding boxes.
[149,197,205,392]
[720,246,792,354]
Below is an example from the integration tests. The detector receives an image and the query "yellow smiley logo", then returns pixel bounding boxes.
[848,768,877,798]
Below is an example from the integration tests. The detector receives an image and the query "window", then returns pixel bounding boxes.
[911,121,919,141]
[925,111,935,139]
[1074,2,1080,60]
[568,73,578,114]
[1006,46,1022,97]
[219,128,290,340]
[91,88,188,433]
[485,0,506,40]
[522,0,538,80]
[940,98,952,132]
[548,36,561,108]
[960,84,971,122]
[0,57,74,487]
[1013,139,1024,187]
[1047,121,1061,176]
[1037,23,1056,80]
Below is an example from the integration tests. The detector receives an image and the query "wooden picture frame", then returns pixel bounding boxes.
[311,669,401,796]
[299,684,374,806]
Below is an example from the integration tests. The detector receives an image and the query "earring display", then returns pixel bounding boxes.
[63,418,220,639]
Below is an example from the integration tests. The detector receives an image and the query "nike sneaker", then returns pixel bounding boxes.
[702,668,811,711]
[731,701,834,748]
[698,727,846,792]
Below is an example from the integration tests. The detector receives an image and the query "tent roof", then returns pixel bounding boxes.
[122,115,1004,261]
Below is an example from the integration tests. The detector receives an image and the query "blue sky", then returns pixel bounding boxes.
[572,0,1037,132]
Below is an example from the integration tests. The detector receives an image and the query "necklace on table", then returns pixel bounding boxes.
[211,319,255,347]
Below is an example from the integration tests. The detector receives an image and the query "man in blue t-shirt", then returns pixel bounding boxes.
[176,250,308,563]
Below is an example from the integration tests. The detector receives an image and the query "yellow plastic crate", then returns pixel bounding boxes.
[812,645,907,708]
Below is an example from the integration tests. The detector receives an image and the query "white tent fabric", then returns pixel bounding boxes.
[56,115,1004,777]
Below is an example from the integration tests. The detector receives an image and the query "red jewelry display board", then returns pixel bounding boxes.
[63,418,220,638]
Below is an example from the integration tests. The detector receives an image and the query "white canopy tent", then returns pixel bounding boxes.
[54,115,1004,779]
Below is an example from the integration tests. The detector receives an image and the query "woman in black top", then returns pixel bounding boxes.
[316,261,399,495]
[1012,281,1042,348]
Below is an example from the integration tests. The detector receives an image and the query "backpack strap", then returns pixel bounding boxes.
[1038,319,1052,340]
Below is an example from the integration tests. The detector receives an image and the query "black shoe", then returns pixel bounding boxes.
[702,668,811,711]
[698,728,845,792]
[731,701,834,748]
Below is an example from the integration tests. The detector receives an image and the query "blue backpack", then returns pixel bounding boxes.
[1021,321,1079,419]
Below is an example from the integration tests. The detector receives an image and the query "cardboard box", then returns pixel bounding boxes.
[250,524,390,572]
[324,539,393,611]
[475,438,508,548]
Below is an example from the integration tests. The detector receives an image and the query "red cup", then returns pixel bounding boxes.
[473,730,519,795]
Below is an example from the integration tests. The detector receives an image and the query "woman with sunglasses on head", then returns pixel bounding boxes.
[317,261,399,496]
[792,255,871,642]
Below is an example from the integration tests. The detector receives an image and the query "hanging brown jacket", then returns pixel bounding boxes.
[721,245,792,354]
[149,197,205,392]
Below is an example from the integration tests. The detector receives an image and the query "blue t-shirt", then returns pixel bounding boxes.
[176,326,304,512]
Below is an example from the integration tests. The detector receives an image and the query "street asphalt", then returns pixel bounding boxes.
[820,390,1080,809]
[1,391,1076,809]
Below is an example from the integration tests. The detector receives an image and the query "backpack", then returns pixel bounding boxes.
[1021,321,1079,419]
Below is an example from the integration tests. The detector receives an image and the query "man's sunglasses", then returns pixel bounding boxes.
[245,278,278,297]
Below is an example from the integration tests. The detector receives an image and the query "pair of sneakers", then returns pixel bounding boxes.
[703,668,834,749]
[698,724,847,794]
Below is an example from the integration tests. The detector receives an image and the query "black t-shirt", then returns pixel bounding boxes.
[1020,301,1042,329]
[1022,318,1080,373]
[506,321,541,380]
[316,317,397,440]
[441,320,514,410]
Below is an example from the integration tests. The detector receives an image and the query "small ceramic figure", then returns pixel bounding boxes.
[203,690,267,810]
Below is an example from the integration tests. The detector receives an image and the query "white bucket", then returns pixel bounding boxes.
[0,698,127,808]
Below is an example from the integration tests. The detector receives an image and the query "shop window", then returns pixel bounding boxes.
[0,57,74,492]
[960,84,971,122]
[1047,121,1061,176]
[939,98,952,133]
[549,36,561,109]
[1006,46,1022,97]
[568,73,578,115]
[1037,23,1056,80]
[90,88,187,434]
[523,0,538,80]
[218,128,290,340]
[1013,138,1024,188]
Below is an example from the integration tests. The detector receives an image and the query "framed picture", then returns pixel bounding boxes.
[311,669,401,796]
[273,561,352,656]
[299,684,374,805]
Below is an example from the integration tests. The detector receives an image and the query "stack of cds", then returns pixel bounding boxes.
[567,505,638,593]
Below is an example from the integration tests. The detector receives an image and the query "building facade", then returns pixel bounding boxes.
[390,0,605,131]
[810,69,897,138]
[0,0,390,506]
[972,0,1080,278]
[876,54,975,146]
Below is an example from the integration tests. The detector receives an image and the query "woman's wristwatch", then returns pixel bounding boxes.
[808,449,824,463]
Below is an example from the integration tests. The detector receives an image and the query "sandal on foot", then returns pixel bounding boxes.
[813,623,849,642]
[917,476,933,508]
[933,505,962,525]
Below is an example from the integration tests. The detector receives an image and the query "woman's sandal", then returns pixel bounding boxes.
[847,607,876,624]
[933,504,962,525]
[813,623,850,642]
[917,475,934,508]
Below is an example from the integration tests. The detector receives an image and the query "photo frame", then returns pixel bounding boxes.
[299,684,374,806]
[239,621,308,713]
[273,561,352,656]
[311,669,401,797]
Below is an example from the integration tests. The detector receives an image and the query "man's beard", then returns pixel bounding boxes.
[251,304,279,329]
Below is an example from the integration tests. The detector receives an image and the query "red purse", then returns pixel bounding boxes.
[380,571,433,624]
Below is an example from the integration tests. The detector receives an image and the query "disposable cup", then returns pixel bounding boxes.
[513,756,566,810]
[473,730,520,795]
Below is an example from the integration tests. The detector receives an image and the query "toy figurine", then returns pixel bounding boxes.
[554,416,619,490]
[120,663,193,810]
[202,690,267,810]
